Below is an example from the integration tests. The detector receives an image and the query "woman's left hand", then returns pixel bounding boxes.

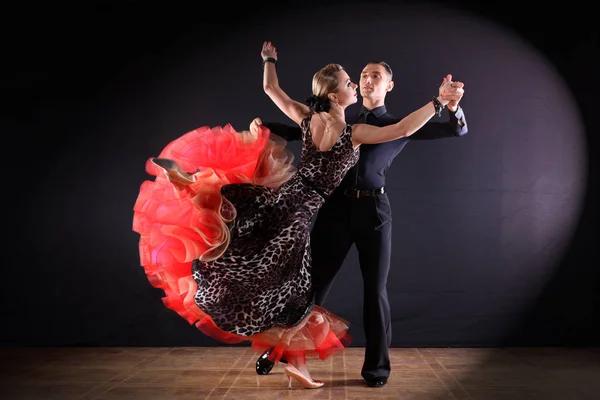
[261,41,278,61]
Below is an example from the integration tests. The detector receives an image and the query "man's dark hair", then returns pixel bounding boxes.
[366,61,393,79]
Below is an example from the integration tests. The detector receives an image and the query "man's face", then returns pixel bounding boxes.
[359,63,393,102]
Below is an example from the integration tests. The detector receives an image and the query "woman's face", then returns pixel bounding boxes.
[332,70,358,108]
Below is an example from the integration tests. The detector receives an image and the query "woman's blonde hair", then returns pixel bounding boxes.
[312,63,344,98]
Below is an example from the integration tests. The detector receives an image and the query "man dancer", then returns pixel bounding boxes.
[254,61,467,387]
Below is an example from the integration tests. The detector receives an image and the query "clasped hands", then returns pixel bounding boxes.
[438,74,464,112]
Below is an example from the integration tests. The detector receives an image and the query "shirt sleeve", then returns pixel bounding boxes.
[407,105,469,141]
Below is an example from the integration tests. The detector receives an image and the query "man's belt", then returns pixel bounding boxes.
[343,187,386,198]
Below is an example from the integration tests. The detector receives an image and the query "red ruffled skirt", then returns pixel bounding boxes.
[132,124,351,362]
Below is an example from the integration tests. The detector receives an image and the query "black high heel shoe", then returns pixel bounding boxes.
[151,158,195,185]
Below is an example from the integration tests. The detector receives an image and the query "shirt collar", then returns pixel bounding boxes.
[359,104,387,120]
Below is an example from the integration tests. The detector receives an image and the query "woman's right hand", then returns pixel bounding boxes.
[249,117,262,136]
[437,74,454,106]
[240,117,263,143]
[261,41,278,61]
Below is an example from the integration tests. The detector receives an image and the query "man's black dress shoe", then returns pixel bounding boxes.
[255,348,288,375]
[256,350,274,375]
[366,376,388,387]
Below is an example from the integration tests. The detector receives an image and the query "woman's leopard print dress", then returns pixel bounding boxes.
[192,114,359,336]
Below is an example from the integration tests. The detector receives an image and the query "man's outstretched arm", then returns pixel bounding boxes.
[262,121,303,141]
[404,78,467,140]
[249,117,303,142]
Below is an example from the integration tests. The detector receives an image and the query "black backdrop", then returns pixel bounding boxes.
[2,0,597,348]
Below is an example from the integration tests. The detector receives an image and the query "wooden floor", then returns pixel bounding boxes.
[0,346,599,399]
